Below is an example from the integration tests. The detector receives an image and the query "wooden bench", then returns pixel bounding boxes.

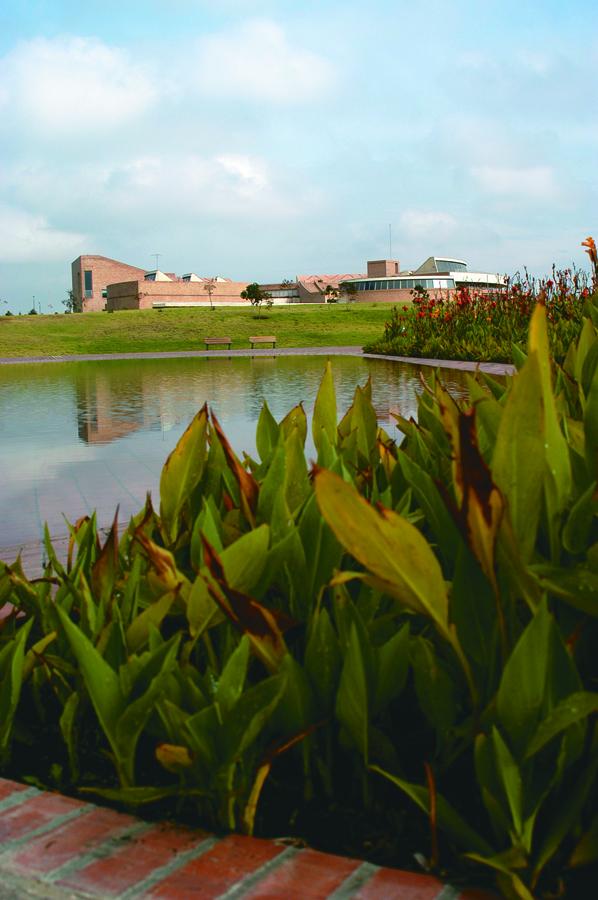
[249,336,277,349]
[204,336,232,349]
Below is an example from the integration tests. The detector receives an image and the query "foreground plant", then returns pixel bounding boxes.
[1,292,597,898]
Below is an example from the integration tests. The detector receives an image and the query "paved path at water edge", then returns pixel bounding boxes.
[0,345,515,376]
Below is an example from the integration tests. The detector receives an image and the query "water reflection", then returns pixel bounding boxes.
[0,356,470,549]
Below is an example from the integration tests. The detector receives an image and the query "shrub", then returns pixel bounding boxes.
[1,296,598,897]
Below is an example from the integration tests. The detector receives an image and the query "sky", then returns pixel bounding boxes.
[0,0,596,313]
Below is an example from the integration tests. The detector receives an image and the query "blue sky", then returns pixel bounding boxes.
[0,0,596,312]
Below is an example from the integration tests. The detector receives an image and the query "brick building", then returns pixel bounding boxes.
[339,257,505,302]
[72,256,147,312]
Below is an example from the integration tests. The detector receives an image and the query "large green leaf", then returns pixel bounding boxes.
[315,469,451,640]
[312,361,337,453]
[492,350,544,562]
[159,406,208,543]
[57,606,124,738]
[528,303,572,557]
[496,602,581,758]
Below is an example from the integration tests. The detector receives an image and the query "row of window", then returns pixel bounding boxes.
[351,278,456,292]
[434,260,467,272]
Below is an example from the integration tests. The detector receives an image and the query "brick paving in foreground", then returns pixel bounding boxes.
[0,779,492,900]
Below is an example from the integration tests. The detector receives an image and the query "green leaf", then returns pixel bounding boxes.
[0,620,33,762]
[126,591,176,653]
[221,674,287,762]
[59,692,80,780]
[562,481,598,555]
[410,636,456,736]
[374,623,409,715]
[526,692,598,757]
[298,494,342,599]
[335,623,371,761]
[256,401,279,464]
[496,602,580,758]
[284,427,311,515]
[305,607,341,712]
[315,469,451,641]
[370,765,494,856]
[57,606,124,740]
[279,403,307,447]
[312,361,337,453]
[216,635,250,716]
[491,727,523,838]
[584,364,598,480]
[160,406,208,544]
[492,351,544,561]
[397,451,460,565]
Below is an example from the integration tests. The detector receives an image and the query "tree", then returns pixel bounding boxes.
[324,284,339,303]
[203,278,216,310]
[240,282,273,319]
[342,283,358,306]
[28,307,38,315]
[5,310,13,316]
[63,289,82,313]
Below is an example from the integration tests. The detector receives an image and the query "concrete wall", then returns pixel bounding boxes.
[72,256,147,312]
[106,279,250,310]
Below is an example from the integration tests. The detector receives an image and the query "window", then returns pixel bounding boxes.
[84,270,93,298]
[435,260,467,272]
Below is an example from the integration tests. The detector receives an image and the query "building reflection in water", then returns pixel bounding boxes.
[74,356,472,448]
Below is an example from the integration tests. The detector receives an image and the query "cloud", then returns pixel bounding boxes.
[215,155,268,193]
[104,152,273,209]
[471,165,558,198]
[194,20,335,102]
[0,204,86,262]
[0,36,160,136]
[400,210,458,239]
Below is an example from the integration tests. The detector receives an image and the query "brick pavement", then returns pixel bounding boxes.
[0,779,492,899]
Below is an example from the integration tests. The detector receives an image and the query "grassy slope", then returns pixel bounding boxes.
[0,305,391,357]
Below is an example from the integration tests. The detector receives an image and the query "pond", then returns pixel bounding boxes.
[0,354,469,553]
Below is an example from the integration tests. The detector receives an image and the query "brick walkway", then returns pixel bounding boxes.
[0,779,491,899]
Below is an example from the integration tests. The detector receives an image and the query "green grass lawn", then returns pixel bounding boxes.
[0,305,391,358]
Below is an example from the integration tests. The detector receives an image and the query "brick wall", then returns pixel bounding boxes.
[107,280,250,310]
[72,256,147,312]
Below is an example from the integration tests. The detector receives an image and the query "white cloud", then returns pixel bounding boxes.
[215,155,268,193]
[471,165,558,199]
[104,152,271,206]
[194,20,335,102]
[0,36,160,136]
[400,210,458,239]
[0,204,86,262]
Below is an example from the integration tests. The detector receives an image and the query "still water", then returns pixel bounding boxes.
[0,355,468,551]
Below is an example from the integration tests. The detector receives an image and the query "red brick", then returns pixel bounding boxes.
[354,866,444,900]
[243,848,361,899]
[0,779,31,802]
[58,822,208,896]
[9,805,137,875]
[0,791,86,843]
[147,834,283,898]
